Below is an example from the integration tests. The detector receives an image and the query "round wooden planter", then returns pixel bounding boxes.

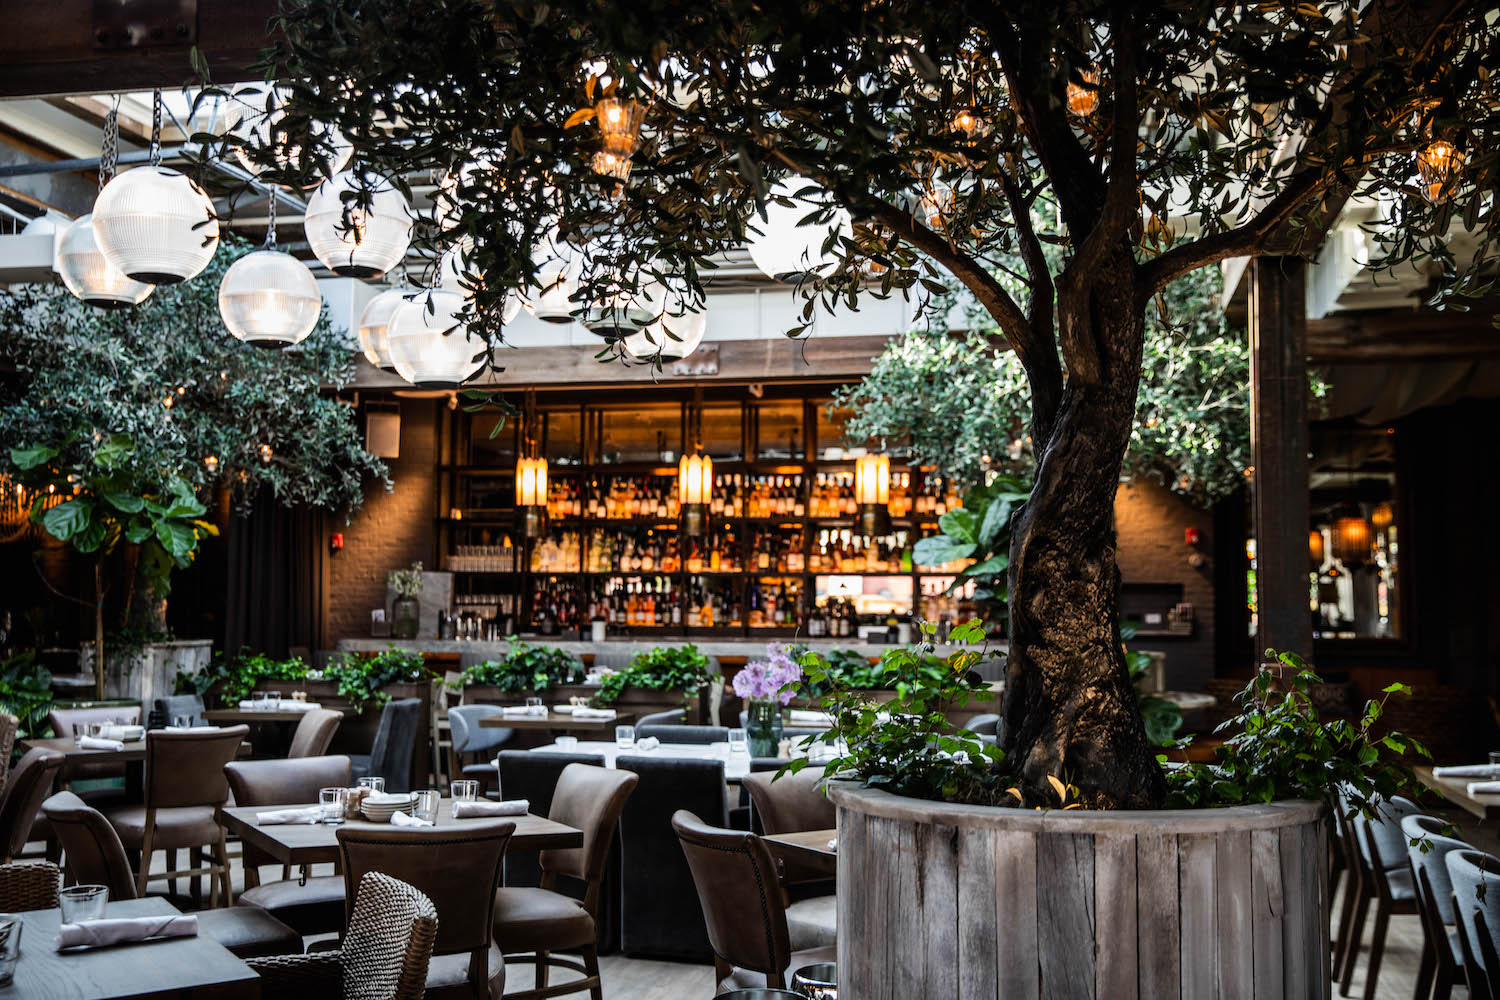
[828,783,1329,1000]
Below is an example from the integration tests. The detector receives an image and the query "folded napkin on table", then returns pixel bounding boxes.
[257,806,324,825]
[1435,764,1500,779]
[98,724,145,742]
[500,706,537,717]
[454,799,529,819]
[1469,781,1500,796]
[634,736,660,751]
[164,725,221,733]
[571,707,616,720]
[278,700,321,712]
[56,914,197,950]
[390,811,433,828]
[787,710,834,727]
[365,791,416,806]
[78,736,124,752]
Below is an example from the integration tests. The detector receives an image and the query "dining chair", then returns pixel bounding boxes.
[671,810,836,992]
[615,755,728,959]
[0,746,64,863]
[287,709,345,758]
[496,751,606,890]
[151,694,208,729]
[101,725,247,904]
[41,790,302,958]
[350,698,423,794]
[248,871,439,1000]
[337,820,514,999]
[46,705,141,792]
[740,766,836,949]
[961,713,1001,736]
[1474,910,1500,1000]
[635,724,728,746]
[0,713,18,798]
[1402,814,1471,1000]
[450,705,514,797]
[227,755,352,935]
[634,709,685,729]
[492,762,637,1000]
[0,860,59,911]
[432,670,462,786]
[1448,849,1500,1000]
[1335,793,1419,999]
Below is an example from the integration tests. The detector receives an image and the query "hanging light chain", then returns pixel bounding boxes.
[264,188,277,250]
[99,97,121,192]
[149,89,164,167]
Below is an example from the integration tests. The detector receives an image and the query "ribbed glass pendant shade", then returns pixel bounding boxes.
[357,288,407,371]
[226,86,353,181]
[521,239,583,323]
[439,239,523,324]
[746,178,852,280]
[624,306,708,360]
[304,170,412,278]
[387,289,489,388]
[92,166,220,285]
[218,250,322,349]
[55,213,154,308]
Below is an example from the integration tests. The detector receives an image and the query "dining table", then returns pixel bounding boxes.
[18,734,252,800]
[217,797,583,869]
[479,710,636,734]
[0,896,260,999]
[530,739,767,782]
[1414,765,1500,821]
[203,709,320,725]
[763,828,839,879]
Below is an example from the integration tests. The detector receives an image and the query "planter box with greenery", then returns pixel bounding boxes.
[460,642,587,705]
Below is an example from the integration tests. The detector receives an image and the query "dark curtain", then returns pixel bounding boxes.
[224,489,327,659]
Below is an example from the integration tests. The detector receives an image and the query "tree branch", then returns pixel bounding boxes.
[1075,8,1140,278]
[1002,174,1063,440]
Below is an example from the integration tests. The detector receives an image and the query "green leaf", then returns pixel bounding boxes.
[102,492,146,513]
[124,521,153,544]
[41,499,92,541]
[912,534,975,568]
[962,553,1010,577]
[9,444,57,471]
[977,497,1016,550]
[154,520,199,563]
[938,508,978,544]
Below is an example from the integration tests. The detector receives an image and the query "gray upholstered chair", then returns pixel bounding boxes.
[1336,794,1420,998]
[152,694,207,729]
[1403,813,1471,1000]
[350,698,423,794]
[636,724,728,746]
[1448,848,1500,1000]
[0,747,64,863]
[962,713,1001,736]
[448,705,513,797]
[635,709,685,729]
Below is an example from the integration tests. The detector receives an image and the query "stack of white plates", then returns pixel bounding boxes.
[360,792,416,822]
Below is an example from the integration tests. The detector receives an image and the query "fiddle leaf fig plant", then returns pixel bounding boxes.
[911,476,1030,628]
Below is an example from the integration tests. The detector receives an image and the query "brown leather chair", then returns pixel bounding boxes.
[102,725,247,903]
[47,706,141,784]
[491,763,636,1000]
[0,860,59,911]
[0,747,64,863]
[671,809,836,992]
[42,790,301,958]
[338,819,513,999]
[739,767,834,836]
[228,755,351,935]
[288,709,344,758]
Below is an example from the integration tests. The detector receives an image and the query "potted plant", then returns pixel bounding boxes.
[731,644,802,756]
[593,644,719,722]
[388,563,423,640]
[176,649,310,708]
[461,642,586,702]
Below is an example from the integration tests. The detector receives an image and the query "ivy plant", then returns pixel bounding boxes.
[463,642,585,693]
[324,646,429,714]
[593,644,716,706]
[910,476,1030,628]
[176,649,310,707]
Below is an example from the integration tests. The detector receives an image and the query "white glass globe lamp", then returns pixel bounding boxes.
[304,170,412,278]
[386,289,489,388]
[217,250,322,349]
[55,213,154,308]
[439,239,522,323]
[521,238,584,324]
[746,178,852,280]
[357,288,407,371]
[92,166,220,285]
[226,86,353,181]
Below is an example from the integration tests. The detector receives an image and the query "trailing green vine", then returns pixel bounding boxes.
[176,649,308,706]
[323,646,428,713]
[463,642,585,693]
[593,644,716,706]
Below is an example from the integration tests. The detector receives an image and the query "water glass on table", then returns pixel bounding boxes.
[263,691,282,710]
[320,787,348,826]
[412,790,441,824]
[525,696,545,716]
[0,914,20,986]
[172,714,194,730]
[1489,750,1500,767]
[358,776,386,794]
[615,725,636,749]
[72,723,88,740]
[450,779,479,816]
[728,728,748,754]
[59,884,108,924]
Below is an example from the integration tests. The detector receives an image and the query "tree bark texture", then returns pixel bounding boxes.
[1000,255,1168,809]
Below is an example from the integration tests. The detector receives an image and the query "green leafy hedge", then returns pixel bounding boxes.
[324,646,428,713]
[462,642,585,693]
[177,650,309,707]
[594,644,716,706]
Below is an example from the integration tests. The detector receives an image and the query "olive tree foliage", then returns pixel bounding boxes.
[838,265,1261,505]
[233,0,1500,808]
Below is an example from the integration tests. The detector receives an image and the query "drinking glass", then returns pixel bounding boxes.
[357,776,386,794]
[412,789,441,824]
[615,725,636,749]
[1488,750,1500,767]
[251,691,270,711]
[0,915,20,986]
[450,780,479,816]
[58,884,108,924]
[86,722,105,739]
[319,787,348,826]
[525,696,545,716]
[172,714,194,730]
[728,728,749,754]
[555,735,578,750]
[71,723,87,740]
[263,691,282,709]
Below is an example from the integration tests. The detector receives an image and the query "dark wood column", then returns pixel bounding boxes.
[1248,257,1314,662]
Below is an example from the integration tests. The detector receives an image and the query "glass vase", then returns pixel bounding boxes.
[745,698,784,758]
[392,597,421,639]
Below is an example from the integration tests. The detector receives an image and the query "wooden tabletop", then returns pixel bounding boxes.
[479,710,635,732]
[204,709,318,724]
[1,896,259,999]
[530,740,757,782]
[218,799,582,867]
[18,735,252,764]
[1415,766,1500,821]
[763,828,838,860]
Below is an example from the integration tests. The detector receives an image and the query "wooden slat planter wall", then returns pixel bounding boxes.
[829,783,1329,1000]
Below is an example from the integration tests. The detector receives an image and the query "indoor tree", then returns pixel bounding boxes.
[242,1,1498,807]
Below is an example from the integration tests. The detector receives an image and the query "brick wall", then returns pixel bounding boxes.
[1113,478,1217,691]
[327,399,440,642]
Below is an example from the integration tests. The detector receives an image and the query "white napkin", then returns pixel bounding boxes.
[500,706,534,717]
[278,701,321,713]
[99,725,145,742]
[78,736,124,751]
[571,707,616,720]
[788,709,833,726]
[1435,764,1500,779]
[634,736,660,751]
[256,806,324,825]
[365,792,415,805]
[454,799,529,818]
[164,726,221,733]
[56,914,197,950]
[1469,781,1500,796]
[390,811,433,827]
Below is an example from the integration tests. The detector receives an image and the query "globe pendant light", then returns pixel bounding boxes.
[386,288,488,388]
[93,89,220,285]
[218,192,321,349]
[225,85,352,182]
[357,287,408,372]
[579,242,666,336]
[521,237,584,324]
[56,104,154,308]
[439,238,522,323]
[304,168,412,278]
[746,178,852,280]
[624,282,707,360]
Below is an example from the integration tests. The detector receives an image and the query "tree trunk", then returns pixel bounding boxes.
[1000,260,1167,809]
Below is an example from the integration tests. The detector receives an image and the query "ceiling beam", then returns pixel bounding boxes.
[0,0,277,99]
[1308,309,1500,363]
